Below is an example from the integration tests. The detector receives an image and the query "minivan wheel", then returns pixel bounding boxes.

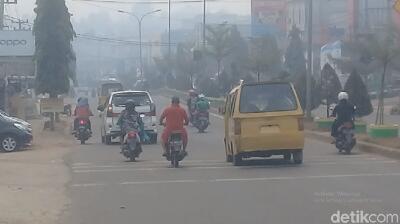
[1,135,19,152]
[293,151,303,164]
[232,154,243,166]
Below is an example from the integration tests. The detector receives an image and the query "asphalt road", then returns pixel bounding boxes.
[60,95,400,224]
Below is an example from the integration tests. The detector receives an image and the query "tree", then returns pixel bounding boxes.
[249,35,281,82]
[175,42,198,90]
[284,26,306,79]
[226,25,249,83]
[294,73,321,111]
[33,0,75,98]
[205,23,232,77]
[344,70,373,117]
[320,63,342,117]
[366,28,400,124]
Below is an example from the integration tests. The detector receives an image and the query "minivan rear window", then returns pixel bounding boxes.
[112,93,151,106]
[239,83,298,113]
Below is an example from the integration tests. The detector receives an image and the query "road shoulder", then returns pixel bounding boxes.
[0,118,74,224]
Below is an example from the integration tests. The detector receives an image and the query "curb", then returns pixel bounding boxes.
[306,130,400,160]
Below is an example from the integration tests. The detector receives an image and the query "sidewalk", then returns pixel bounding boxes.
[0,117,73,224]
[306,130,400,159]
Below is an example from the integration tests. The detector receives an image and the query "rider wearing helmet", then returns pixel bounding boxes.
[117,100,145,143]
[331,92,356,138]
[194,94,210,121]
[73,97,93,133]
[159,96,189,157]
[187,90,199,122]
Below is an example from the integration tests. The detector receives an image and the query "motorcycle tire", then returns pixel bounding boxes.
[80,139,85,145]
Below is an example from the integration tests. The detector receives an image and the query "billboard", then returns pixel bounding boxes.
[0,31,34,57]
[251,0,287,37]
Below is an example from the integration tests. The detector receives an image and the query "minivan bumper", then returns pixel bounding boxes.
[234,131,304,154]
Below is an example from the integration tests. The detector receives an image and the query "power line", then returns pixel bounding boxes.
[76,33,177,46]
[72,0,246,4]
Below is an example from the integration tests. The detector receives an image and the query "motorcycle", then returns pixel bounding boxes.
[166,131,186,168]
[121,130,142,162]
[75,118,91,145]
[335,121,356,154]
[194,111,209,133]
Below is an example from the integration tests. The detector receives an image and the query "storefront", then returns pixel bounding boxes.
[0,30,35,113]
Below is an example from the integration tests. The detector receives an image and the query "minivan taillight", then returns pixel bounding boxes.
[298,117,304,131]
[234,119,241,135]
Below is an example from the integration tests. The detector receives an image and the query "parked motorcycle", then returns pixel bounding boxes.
[194,112,209,133]
[166,131,186,168]
[121,130,142,162]
[335,122,356,154]
[75,118,91,144]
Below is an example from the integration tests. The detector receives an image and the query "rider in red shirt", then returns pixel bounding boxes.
[159,96,189,156]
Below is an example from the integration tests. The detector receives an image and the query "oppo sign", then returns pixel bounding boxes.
[0,31,34,56]
[0,39,28,46]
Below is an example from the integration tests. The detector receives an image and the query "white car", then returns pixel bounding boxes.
[98,91,157,144]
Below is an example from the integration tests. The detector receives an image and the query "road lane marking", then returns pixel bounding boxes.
[120,179,198,185]
[70,172,400,188]
[212,172,400,183]
[73,161,399,174]
[71,160,398,173]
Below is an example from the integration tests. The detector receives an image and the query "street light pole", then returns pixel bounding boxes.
[203,0,206,50]
[306,0,313,119]
[118,9,161,79]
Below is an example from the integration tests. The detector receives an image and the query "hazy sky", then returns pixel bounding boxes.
[9,0,250,23]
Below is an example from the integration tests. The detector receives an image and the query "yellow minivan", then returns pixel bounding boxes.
[223,81,305,166]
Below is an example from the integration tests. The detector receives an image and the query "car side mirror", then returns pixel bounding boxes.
[97,105,105,111]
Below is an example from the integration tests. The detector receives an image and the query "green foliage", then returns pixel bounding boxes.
[33,0,75,97]
[344,70,373,117]
[249,35,281,81]
[284,27,306,78]
[294,73,321,111]
[320,63,342,105]
[205,24,232,75]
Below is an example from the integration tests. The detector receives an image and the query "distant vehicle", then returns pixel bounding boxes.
[0,114,33,152]
[97,78,123,106]
[0,110,31,129]
[222,81,305,166]
[97,91,157,145]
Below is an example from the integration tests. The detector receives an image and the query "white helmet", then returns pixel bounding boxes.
[199,94,205,98]
[338,91,349,101]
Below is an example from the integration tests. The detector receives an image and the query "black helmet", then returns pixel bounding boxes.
[125,100,137,112]
[172,96,180,104]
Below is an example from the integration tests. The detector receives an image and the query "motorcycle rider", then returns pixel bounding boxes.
[187,90,198,123]
[194,94,210,122]
[73,97,93,134]
[117,100,146,145]
[159,96,189,157]
[331,92,356,141]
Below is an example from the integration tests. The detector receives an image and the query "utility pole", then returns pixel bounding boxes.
[0,0,17,30]
[167,0,172,87]
[203,0,206,50]
[306,0,313,119]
